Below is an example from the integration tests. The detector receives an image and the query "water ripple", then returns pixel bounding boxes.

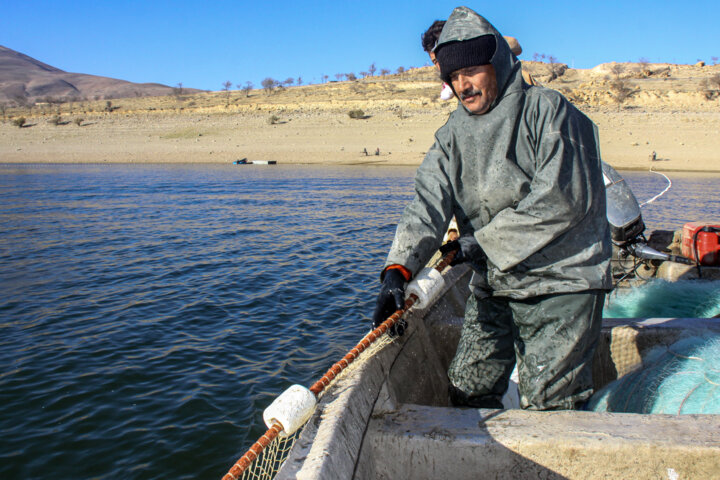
[0,164,717,479]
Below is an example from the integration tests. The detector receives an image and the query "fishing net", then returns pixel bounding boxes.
[223,330,398,480]
[223,252,455,480]
[588,335,720,414]
[604,279,720,318]
[233,429,302,480]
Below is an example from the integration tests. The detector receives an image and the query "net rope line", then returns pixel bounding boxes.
[639,168,672,207]
[221,251,457,480]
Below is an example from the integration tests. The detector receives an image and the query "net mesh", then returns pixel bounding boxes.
[226,331,398,480]
[223,251,455,480]
[236,429,301,480]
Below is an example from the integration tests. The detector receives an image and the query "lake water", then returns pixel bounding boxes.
[1,164,718,479]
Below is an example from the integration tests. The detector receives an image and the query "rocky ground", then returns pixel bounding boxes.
[1,61,719,171]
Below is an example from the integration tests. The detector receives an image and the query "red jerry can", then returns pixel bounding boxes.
[681,222,720,266]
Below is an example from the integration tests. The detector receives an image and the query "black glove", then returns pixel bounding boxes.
[439,234,484,266]
[371,268,407,330]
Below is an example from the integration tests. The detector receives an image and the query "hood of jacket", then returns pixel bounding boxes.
[436,6,523,114]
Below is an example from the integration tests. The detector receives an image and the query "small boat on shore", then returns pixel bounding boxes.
[273,264,720,480]
[232,159,277,165]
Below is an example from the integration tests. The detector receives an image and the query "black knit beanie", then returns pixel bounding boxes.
[436,34,497,84]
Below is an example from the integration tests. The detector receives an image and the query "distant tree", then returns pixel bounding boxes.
[283,77,295,87]
[240,81,253,97]
[712,56,719,66]
[105,100,114,112]
[297,76,302,85]
[638,58,651,76]
[609,79,633,110]
[261,77,277,93]
[368,63,377,76]
[345,72,357,81]
[335,73,343,81]
[546,55,565,82]
[173,82,184,97]
[323,74,329,83]
[222,81,233,105]
[532,53,540,62]
[710,74,720,89]
[609,63,625,77]
[380,68,390,76]
[396,66,405,74]
[359,71,369,78]
[701,74,720,100]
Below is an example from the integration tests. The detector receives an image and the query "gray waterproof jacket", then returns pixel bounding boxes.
[385,7,612,299]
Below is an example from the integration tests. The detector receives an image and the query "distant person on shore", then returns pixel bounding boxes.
[374,6,610,411]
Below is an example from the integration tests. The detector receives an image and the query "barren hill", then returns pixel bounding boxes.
[0,45,200,104]
[1,57,719,171]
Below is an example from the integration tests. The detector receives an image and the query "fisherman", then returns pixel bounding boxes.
[372,6,611,410]
[421,19,537,102]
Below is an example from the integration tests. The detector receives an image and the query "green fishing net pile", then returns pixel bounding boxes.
[603,280,720,319]
[588,335,720,414]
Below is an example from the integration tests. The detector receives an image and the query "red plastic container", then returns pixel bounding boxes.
[681,222,720,265]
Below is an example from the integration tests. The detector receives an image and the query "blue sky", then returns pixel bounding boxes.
[2,1,719,91]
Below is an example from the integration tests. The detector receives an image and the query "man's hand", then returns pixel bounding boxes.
[439,234,484,266]
[371,268,407,330]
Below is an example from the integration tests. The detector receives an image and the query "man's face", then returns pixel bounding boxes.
[449,64,497,115]
[429,51,439,71]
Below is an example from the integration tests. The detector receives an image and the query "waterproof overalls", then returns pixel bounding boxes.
[384,7,612,410]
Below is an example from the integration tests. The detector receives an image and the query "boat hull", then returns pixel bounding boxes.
[277,265,720,479]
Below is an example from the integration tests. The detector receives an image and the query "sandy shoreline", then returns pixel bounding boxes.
[2,108,719,173]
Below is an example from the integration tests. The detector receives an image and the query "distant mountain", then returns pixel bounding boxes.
[0,45,200,104]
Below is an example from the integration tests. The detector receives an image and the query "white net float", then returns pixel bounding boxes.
[263,384,317,437]
[406,267,445,310]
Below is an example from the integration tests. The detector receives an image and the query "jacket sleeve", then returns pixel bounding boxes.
[385,142,454,276]
[475,101,603,272]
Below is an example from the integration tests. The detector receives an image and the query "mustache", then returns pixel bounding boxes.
[459,89,482,101]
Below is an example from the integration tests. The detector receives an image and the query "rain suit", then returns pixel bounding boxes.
[383,7,612,409]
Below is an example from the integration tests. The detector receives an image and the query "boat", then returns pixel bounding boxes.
[272,263,720,479]
[232,159,278,165]
[224,164,720,479]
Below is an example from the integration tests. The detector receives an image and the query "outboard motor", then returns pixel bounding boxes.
[602,162,644,246]
[602,162,693,273]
